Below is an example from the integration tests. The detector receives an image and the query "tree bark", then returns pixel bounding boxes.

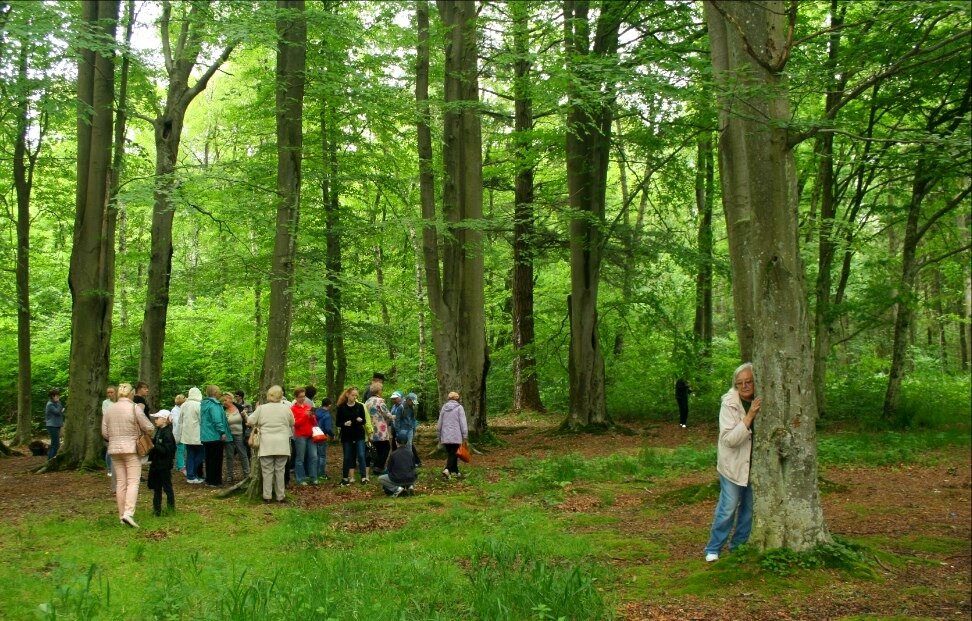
[417,0,489,434]
[47,0,119,471]
[260,0,306,391]
[321,100,346,399]
[140,1,236,409]
[563,0,625,429]
[705,0,830,551]
[13,38,39,446]
[810,0,847,418]
[510,0,543,413]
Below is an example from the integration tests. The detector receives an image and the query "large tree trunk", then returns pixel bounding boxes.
[417,0,489,434]
[705,0,830,552]
[260,0,306,391]
[47,0,119,472]
[510,0,543,413]
[139,2,235,409]
[13,38,38,446]
[321,101,346,399]
[960,213,971,372]
[563,0,625,429]
[693,132,715,354]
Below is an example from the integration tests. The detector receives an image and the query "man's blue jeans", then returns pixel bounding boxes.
[294,436,317,483]
[316,441,328,477]
[185,444,205,481]
[704,473,753,555]
[342,440,366,479]
[47,426,61,460]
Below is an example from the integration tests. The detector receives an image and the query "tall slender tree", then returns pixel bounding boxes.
[510,0,543,413]
[139,0,236,410]
[260,0,306,391]
[46,0,120,471]
[562,0,626,429]
[417,0,489,433]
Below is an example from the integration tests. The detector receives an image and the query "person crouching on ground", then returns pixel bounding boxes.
[704,362,761,562]
[437,391,468,479]
[148,410,176,516]
[380,431,418,497]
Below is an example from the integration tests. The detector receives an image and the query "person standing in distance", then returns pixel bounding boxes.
[704,363,761,562]
[45,389,65,460]
[675,378,692,428]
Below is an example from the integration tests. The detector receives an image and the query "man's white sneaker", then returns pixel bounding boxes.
[392,486,404,497]
[705,553,719,562]
[121,515,139,528]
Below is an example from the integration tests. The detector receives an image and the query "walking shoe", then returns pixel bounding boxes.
[392,486,404,497]
[187,478,203,484]
[121,515,139,528]
[406,485,416,496]
[299,481,308,487]
[361,477,370,484]
[442,468,450,479]
[705,553,719,562]
[340,478,351,487]
[680,424,687,429]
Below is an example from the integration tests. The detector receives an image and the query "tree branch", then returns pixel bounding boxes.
[160,0,173,74]
[916,185,972,243]
[183,40,237,104]
[917,242,972,271]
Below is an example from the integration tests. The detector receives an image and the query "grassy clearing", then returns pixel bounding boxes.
[0,419,968,620]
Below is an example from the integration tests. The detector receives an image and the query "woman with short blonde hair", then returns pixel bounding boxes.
[102,381,156,527]
[247,385,294,502]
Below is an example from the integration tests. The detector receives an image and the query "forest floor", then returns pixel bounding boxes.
[1,413,969,620]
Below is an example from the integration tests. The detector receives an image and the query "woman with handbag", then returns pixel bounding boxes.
[247,385,295,502]
[102,382,156,528]
[437,391,468,480]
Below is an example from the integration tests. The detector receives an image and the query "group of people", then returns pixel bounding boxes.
[76,363,755,560]
[94,372,470,526]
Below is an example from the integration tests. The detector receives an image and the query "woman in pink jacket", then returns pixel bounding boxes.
[102,382,156,528]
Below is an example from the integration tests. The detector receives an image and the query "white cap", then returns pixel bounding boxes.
[151,409,171,419]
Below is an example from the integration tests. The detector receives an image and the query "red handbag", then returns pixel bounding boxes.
[456,441,471,463]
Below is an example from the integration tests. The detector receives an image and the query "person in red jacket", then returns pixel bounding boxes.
[291,388,319,485]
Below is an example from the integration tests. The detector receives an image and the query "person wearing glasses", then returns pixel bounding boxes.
[704,362,761,562]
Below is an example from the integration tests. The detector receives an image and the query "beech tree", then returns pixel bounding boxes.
[562,0,627,429]
[416,0,489,433]
[704,0,830,551]
[48,0,120,471]
[139,0,236,410]
[260,0,306,390]
[509,0,543,413]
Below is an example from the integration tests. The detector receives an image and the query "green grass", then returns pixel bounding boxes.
[1,415,968,620]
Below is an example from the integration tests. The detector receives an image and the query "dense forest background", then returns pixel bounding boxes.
[0,0,969,438]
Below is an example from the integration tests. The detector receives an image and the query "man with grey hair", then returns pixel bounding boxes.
[704,362,761,562]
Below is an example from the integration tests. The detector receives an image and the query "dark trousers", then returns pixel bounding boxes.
[203,441,224,485]
[342,440,366,478]
[47,426,61,460]
[152,471,175,515]
[372,440,391,473]
[677,397,689,426]
[444,443,460,474]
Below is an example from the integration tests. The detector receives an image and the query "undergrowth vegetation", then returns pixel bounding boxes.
[1,370,968,620]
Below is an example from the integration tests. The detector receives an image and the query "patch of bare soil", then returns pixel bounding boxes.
[2,414,969,620]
